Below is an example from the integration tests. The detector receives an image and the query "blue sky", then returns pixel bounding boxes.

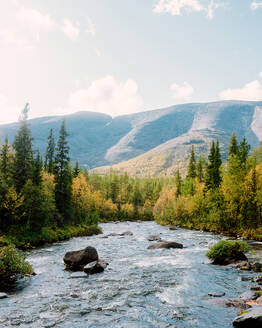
[0,0,262,123]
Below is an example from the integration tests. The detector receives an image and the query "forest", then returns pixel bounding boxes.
[1,113,262,252]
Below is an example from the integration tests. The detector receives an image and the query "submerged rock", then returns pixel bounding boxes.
[239,291,259,301]
[226,299,251,309]
[101,231,133,238]
[168,226,177,231]
[147,241,183,250]
[64,246,98,271]
[208,292,226,297]
[83,260,108,274]
[0,293,8,299]
[147,235,163,242]
[233,307,262,327]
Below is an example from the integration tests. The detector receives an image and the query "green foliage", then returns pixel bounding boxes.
[44,128,56,174]
[187,145,196,179]
[206,240,249,264]
[0,245,33,282]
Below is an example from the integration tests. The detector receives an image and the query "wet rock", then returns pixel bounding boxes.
[233,307,262,327]
[168,226,177,231]
[70,293,79,298]
[64,246,98,271]
[239,290,259,301]
[251,262,262,273]
[250,286,261,291]
[147,241,183,250]
[102,231,133,238]
[226,299,251,309]
[241,276,252,282]
[228,261,249,269]
[69,272,88,279]
[147,235,163,242]
[83,259,108,274]
[256,296,262,305]
[213,253,248,265]
[0,293,8,299]
[208,292,226,297]
[253,276,262,285]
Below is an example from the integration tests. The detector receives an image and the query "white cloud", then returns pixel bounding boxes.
[153,0,221,19]
[260,72,262,78]
[251,1,262,10]
[16,7,56,30]
[95,48,101,57]
[0,29,35,50]
[219,80,262,101]
[170,81,194,100]
[68,76,143,116]
[61,19,79,40]
[87,17,95,37]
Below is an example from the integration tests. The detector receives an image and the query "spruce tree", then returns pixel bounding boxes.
[32,150,43,186]
[175,169,182,197]
[12,108,33,192]
[54,120,72,222]
[196,156,205,182]
[73,160,80,177]
[187,145,196,179]
[0,136,12,184]
[228,133,238,157]
[238,137,250,164]
[44,128,55,174]
[205,140,222,191]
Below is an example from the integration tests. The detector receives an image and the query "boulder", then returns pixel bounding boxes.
[254,276,262,285]
[147,241,183,250]
[102,231,133,238]
[256,296,262,305]
[147,235,163,242]
[0,293,8,299]
[233,307,262,327]
[239,291,259,301]
[64,246,98,271]
[168,226,177,231]
[251,262,262,273]
[83,259,108,274]
[208,292,226,297]
[226,299,251,309]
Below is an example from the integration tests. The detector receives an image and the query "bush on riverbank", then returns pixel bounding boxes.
[206,240,249,264]
[0,245,33,283]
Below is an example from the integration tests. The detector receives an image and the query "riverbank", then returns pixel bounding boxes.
[0,224,102,249]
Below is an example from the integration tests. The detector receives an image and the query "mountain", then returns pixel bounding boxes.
[1,100,262,174]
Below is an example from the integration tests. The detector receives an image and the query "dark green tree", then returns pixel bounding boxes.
[238,137,250,164]
[187,145,196,179]
[175,169,182,197]
[54,120,72,222]
[12,106,33,192]
[73,160,80,178]
[205,140,222,191]
[32,150,43,186]
[196,156,205,182]
[44,128,55,174]
[228,133,238,157]
[0,136,12,184]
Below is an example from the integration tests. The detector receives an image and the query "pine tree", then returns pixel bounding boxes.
[12,108,33,192]
[205,140,222,191]
[54,120,72,222]
[238,137,250,164]
[0,136,12,184]
[32,150,43,186]
[187,145,196,179]
[44,128,55,174]
[73,160,80,177]
[175,169,182,197]
[229,133,238,157]
[196,156,205,182]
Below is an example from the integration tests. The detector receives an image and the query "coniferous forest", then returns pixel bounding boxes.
[1,111,262,282]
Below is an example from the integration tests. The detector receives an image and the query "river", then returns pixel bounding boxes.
[0,221,259,328]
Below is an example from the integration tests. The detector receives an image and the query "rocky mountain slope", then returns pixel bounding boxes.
[1,100,262,175]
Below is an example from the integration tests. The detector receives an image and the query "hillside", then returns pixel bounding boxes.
[0,100,262,173]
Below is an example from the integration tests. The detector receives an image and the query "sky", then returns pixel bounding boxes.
[0,0,262,123]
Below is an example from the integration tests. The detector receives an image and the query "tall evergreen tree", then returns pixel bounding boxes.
[228,133,238,157]
[12,106,33,192]
[44,128,55,174]
[32,150,43,186]
[196,156,205,182]
[205,140,222,191]
[0,136,12,184]
[175,169,182,197]
[73,160,80,177]
[238,137,250,164]
[54,120,72,222]
[187,145,196,179]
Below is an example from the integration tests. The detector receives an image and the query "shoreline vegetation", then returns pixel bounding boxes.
[1,107,262,282]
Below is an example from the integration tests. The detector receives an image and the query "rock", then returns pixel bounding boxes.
[208,292,226,297]
[0,293,8,299]
[251,262,262,273]
[64,246,98,271]
[213,253,248,265]
[228,261,249,269]
[241,276,252,282]
[239,291,259,301]
[256,296,262,305]
[233,307,262,327]
[70,293,79,298]
[250,286,261,291]
[147,235,163,242]
[254,276,262,285]
[226,299,251,309]
[121,231,133,236]
[102,231,133,238]
[147,241,183,250]
[168,226,177,231]
[69,272,88,279]
[83,259,108,274]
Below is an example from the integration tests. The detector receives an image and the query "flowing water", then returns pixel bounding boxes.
[0,221,258,328]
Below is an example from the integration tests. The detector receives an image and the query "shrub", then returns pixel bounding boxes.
[206,240,249,264]
[0,245,33,282]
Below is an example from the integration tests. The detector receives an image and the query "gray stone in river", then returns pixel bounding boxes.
[0,293,8,299]
[147,241,183,249]
[239,290,259,301]
[226,299,251,309]
[69,272,88,279]
[147,235,163,242]
[83,259,108,274]
[64,246,98,271]
[233,307,262,327]
[208,292,226,297]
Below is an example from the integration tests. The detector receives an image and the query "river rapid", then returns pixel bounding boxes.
[0,221,259,328]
